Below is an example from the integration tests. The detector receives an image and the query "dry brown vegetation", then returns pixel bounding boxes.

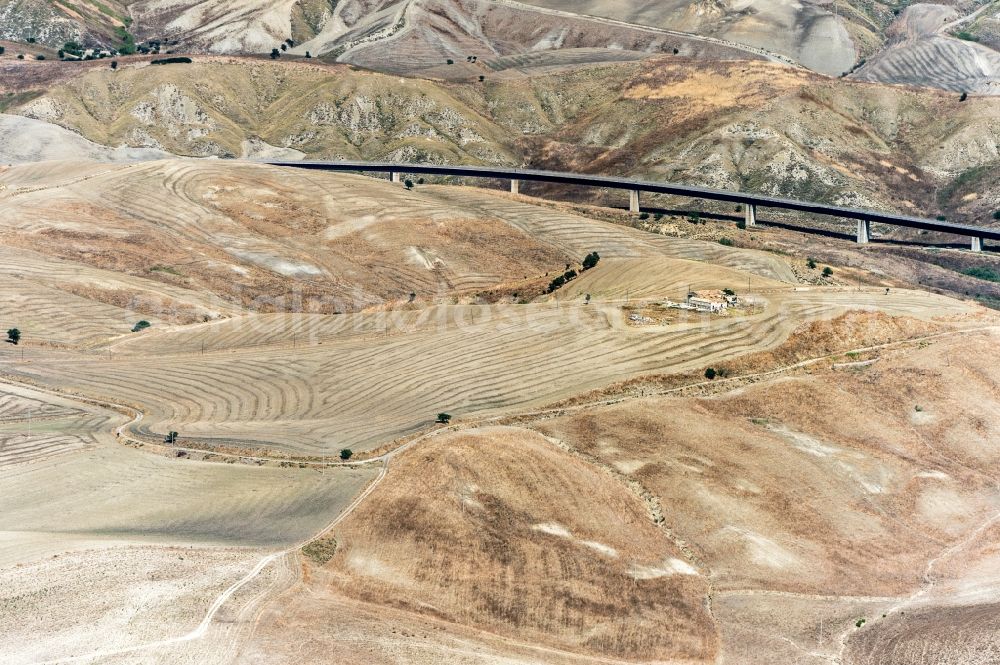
[301,427,717,661]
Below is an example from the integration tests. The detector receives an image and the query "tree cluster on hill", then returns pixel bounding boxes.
[548,251,600,293]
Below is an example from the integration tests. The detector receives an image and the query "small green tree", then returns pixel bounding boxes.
[340,448,353,460]
[436,412,452,424]
[722,288,735,296]
[992,210,1000,220]
[807,257,817,269]
[0,46,5,55]
[581,251,600,271]
[165,431,179,444]
[7,328,20,345]
[132,320,151,332]
[270,48,280,59]
[823,266,834,277]
[704,367,716,380]
[404,179,414,190]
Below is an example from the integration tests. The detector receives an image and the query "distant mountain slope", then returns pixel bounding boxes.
[0,0,132,47]
[0,112,166,163]
[7,57,998,223]
[852,3,1000,95]
[2,0,996,94]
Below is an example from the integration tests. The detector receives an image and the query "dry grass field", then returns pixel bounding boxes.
[237,328,1000,664]
[0,379,377,663]
[1,156,999,663]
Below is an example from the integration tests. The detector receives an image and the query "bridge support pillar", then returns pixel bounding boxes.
[856,219,870,244]
[510,178,519,195]
[629,189,640,214]
[744,203,757,228]
[971,236,983,252]
[390,171,401,183]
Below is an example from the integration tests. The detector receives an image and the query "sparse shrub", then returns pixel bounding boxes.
[992,210,1000,220]
[956,31,978,42]
[417,177,425,184]
[0,46,5,55]
[305,51,312,58]
[280,43,287,51]
[58,50,64,58]
[856,618,866,628]
[27,37,36,43]
[638,212,649,220]
[132,320,151,332]
[340,448,353,460]
[446,59,454,64]
[35,54,45,60]
[151,57,192,65]
[959,92,968,102]
[704,367,716,380]
[111,60,118,70]
[807,257,817,269]
[585,294,591,304]
[936,214,947,221]
[688,212,701,224]
[719,237,734,246]
[6,328,20,345]
[915,405,923,412]
[582,251,601,271]
[436,412,452,424]
[964,266,1000,282]
[478,75,485,82]
[737,219,746,230]
[822,266,834,277]
[17,54,24,60]
[672,47,679,54]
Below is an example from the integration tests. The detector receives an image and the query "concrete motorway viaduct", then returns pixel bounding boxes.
[266,161,997,252]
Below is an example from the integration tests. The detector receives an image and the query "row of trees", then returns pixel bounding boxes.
[547,251,600,293]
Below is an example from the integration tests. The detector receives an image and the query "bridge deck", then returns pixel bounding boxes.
[263,161,999,242]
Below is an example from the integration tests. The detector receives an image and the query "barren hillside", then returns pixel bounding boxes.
[236,326,1000,664]
[4,57,999,224]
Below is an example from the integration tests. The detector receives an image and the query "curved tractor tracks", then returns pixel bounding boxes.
[9,322,1000,664]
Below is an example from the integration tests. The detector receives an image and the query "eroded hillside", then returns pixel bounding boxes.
[6,57,999,223]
